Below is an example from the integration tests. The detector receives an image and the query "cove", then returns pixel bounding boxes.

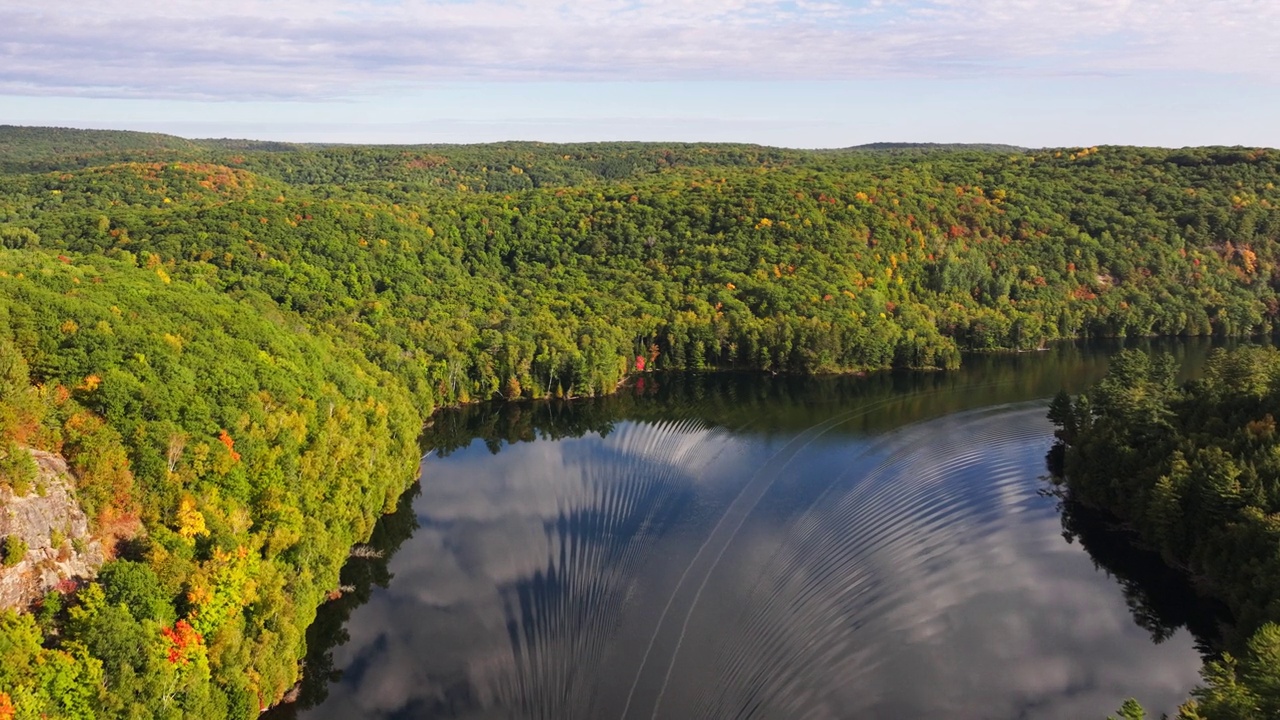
[275,339,1238,719]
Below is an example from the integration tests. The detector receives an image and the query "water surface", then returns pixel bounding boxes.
[287,340,1234,719]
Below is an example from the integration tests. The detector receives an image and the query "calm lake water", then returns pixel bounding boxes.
[281,340,1238,720]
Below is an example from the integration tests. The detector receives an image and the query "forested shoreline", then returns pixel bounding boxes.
[1051,348,1280,718]
[1,126,1279,717]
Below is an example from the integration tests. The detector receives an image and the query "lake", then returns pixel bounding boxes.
[279,339,1236,720]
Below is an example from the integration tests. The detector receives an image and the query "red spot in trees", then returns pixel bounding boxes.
[218,430,241,462]
[161,620,203,666]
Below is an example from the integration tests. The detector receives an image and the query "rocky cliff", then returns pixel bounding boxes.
[0,448,105,610]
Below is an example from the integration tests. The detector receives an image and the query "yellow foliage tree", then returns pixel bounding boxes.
[176,496,207,541]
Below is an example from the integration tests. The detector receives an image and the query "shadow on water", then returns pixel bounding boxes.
[273,336,1257,718]
[263,481,423,719]
[423,337,1224,457]
[1054,491,1233,654]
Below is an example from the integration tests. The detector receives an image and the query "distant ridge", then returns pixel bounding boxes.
[0,125,197,163]
[0,125,1034,169]
[845,142,1029,153]
[2,125,1270,178]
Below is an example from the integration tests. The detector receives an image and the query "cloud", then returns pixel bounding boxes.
[1,0,1276,100]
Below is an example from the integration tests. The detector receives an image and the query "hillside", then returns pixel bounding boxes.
[0,126,1278,717]
[0,126,201,172]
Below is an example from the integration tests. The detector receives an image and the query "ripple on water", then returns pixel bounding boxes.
[678,405,1056,720]
[303,402,1202,720]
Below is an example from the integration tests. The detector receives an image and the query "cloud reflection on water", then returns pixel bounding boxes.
[301,405,1202,720]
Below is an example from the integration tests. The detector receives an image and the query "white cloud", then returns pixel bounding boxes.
[1,0,1276,100]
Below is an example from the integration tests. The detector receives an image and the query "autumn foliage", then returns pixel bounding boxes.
[217,429,240,462]
[161,619,204,666]
[0,130,1278,718]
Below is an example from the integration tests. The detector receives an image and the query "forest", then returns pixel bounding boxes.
[1052,347,1280,718]
[0,125,1279,717]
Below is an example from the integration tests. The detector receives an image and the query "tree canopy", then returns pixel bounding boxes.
[1054,347,1280,718]
[1,127,1279,717]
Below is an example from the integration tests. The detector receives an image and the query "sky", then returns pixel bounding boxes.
[2,0,1278,147]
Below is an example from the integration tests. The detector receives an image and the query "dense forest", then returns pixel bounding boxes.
[1052,347,1280,719]
[0,125,1279,717]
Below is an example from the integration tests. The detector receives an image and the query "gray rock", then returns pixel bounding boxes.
[0,448,106,611]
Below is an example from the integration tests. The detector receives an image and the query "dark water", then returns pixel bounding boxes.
[282,340,1240,720]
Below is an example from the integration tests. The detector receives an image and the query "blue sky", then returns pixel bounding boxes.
[3,0,1277,147]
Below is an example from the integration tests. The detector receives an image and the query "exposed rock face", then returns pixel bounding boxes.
[0,448,105,610]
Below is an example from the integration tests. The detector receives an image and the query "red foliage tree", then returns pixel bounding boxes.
[161,619,204,666]
[217,430,241,462]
